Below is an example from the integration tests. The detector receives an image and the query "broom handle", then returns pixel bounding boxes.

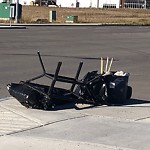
[100,57,103,74]
[105,57,109,73]
[107,58,113,73]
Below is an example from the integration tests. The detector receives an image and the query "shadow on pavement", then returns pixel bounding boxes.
[51,98,150,111]
[125,98,150,105]
[113,98,150,107]
[48,102,98,111]
[123,98,150,108]
[50,102,76,111]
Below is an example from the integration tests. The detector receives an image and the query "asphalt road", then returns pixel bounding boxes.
[0,26,150,150]
[0,26,150,100]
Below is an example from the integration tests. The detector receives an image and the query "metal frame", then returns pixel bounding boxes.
[9,51,106,109]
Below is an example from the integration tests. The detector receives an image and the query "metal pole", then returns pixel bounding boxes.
[145,0,147,9]
[76,0,78,7]
[15,0,19,23]
[122,0,124,8]
[10,6,12,26]
[97,0,99,8]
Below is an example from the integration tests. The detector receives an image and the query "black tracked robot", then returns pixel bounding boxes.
[7,52,132,110]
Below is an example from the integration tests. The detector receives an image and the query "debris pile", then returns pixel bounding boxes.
[7,52,132,110]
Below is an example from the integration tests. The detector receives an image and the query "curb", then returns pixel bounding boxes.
[0,23,150,27]
[0,26,26,29]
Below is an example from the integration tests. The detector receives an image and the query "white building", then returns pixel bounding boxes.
[56,0,76,7]
[0,0,146,8]
[100,0,120,8]
[78,0,97,8]
[57,0,146,8]
[56,0,120,8]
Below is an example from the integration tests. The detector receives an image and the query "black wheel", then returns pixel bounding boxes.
[126,86,132,99]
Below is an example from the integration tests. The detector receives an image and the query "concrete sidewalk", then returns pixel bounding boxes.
[0,97,150,150]
[1,23,149,27]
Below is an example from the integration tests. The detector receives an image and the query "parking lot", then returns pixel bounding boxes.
[0,26,150,99]
[0,26,150,149]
